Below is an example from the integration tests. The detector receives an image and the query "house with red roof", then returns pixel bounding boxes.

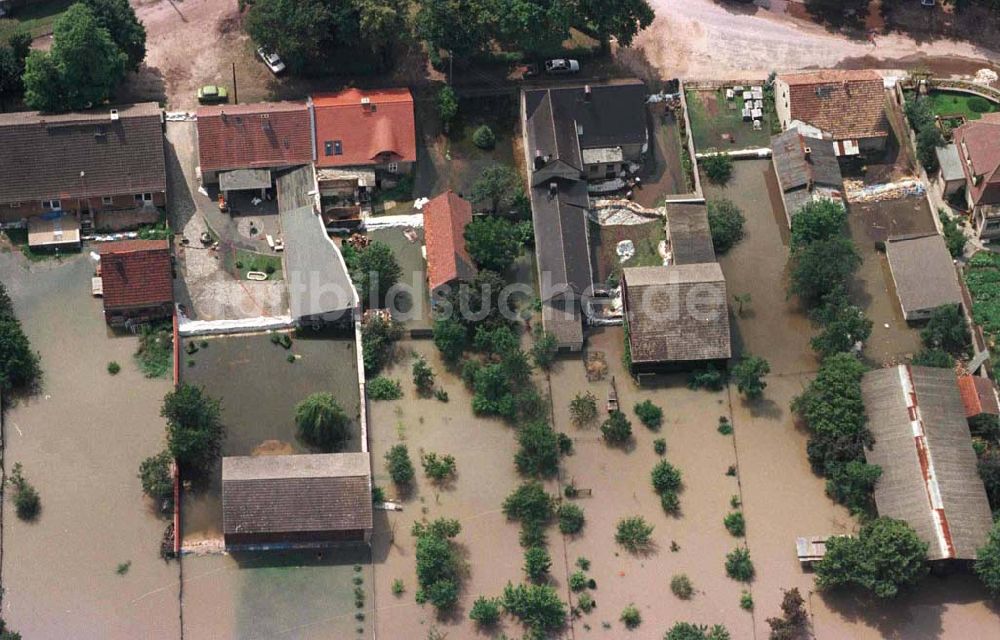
[775,70,889,156]
[196,101,314,197]
[422,191,477,295]
[98,239,174,326]
[958,374,1000,419]
[953,112,1000,240]
[312,88,416,176]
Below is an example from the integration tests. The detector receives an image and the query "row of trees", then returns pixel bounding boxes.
[0,281,41,397]
[23,0,145,112]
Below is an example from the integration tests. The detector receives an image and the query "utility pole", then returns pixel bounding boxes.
[232,62,238,105]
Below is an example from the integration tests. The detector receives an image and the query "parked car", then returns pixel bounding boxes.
[544,59,580,74]
[197,85,229,104]
[256,47,286,75]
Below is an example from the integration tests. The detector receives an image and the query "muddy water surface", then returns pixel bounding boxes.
[0,252,180,639]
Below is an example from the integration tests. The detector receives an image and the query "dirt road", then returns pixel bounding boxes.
[636,0,1000,78]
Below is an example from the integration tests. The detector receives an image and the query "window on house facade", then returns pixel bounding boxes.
[334,140,342,155]
[102,196,114,205]
[9,202,20,208]
[42,199,61,210]
[135,193,153,203]
[324,141,333,156]
[387,162,398,173]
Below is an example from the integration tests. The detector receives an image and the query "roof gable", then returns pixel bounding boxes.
[780,70,888,141]
[0,102,166,204]
[313,88,416,168]
[99,239,173,310]
[954,114,1000,206]
[196,101,313,172]
[423,191,477,290]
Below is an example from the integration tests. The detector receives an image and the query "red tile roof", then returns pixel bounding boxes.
[423,191,477,291]
[781,70,889,141]
[313,88,416,168]
[99,240,173,310]
[196,102,313,172]
[954,113,1000,207]
[957,374,1000,418]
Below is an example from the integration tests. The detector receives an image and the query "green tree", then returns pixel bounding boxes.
[295,392,349,451]
[920,304,971,356]
[557,502,584,534]
[469,595,502,626]
[665,623,732,640]
[138,450,173,512]
[500,582,567,635]
[815,517,928,598]
[731,354,770,399]
[0,617,23,640]
[524,545,552,582]
[0,317,41,394]
[790,199,848,249]
[464,216,523,273]
[472,362,516,418]
[385,444,415,485]
[531,329,558,370]
[351,240,402,308]
[615,515,654,552]
[569,391,598,426]
[706,198,745,253]
[725,546,754,582]
[940,209,967,258]
[805,0,869,26]
[497,0,573,55]
[245,0,335,73]
[916,126,944,172]
[578,0,653,48]
[437,85,458,127]
[634,399,663,429]
[473,324,518,355]
[600,410,632,445]
[421,451,457,483]
[82,0,146,71]
[356,0,407,65]
[824,459,882,515]
[24,3,128,111]
[724,511,745,537]
[978,448,1000,509]
[975,519,1000,597]
[7,462,40,521]
[415,0,493,58]
[413,517,462,611]
[789,236,861,308]
[765,588,808,640]
[0,45,21,109]
[810,290,873,358]
[651,460,682,495]
[503,481,554,524]
[162,384,224,472]
[702,152,733,185]
[412,355,435,396]
[620,604,642,629]
[361,313,403,374]
[432,318,467,364]
[515,420,561,477]
[471,165,527,216]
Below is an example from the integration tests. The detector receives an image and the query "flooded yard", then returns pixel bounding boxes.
[369,227,433,335]
[0,252,180,639]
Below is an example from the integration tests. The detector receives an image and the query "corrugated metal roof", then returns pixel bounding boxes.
[885,233,963,318]
[666,203,715,265]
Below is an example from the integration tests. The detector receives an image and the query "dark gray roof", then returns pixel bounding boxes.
[623,264,731,364]
[525,90,582,176]
[222,453,373,536]
[530,179,592,300]
[861,366,993,561]
[277,167,355,320]
[666,204,715,265]
[0,102,165,203]
[771,129,842,192]
[936,143,964,183]
[885,233,963,318]
[219,168,273,191]
[525,80,648,153]
[542,297,584,350]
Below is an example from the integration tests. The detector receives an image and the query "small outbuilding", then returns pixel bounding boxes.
[222,453,373,550]
[885,233,963,321]
[621,263,731,373]
[423,191,477,295]
[861,365,993,562]
[770,129,843,227]
[957,374,1000,419]
[97,239,173,326]
[664,203,716,265]
[936,143,966,197]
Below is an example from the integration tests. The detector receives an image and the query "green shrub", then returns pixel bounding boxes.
[702,152,733,185]
[138,450,174,512]
[620,604,641,629]
[687,365,726,391]
[717,417,733,435]
[739,590,754,611]
[577,591,595,613]
[570,391,599,426]
[670,573,694,599]
[7,463,40,521]
[391,578,404,595]
[569,570,588,591]
[412,355,435,397]
[500,582,566,636]
[421,452,457,483]
[524,546,552,582]
[515,420,560,477]
[107,361,121,375]
[368,376,403,401]
[615,516,653,552]
[969,96,993,113]
[557,502,585,534]
[920,304,971,356]
[653,438,667,455]
[725,547,755,582]
[385,444,415,485]
[706,198,745,253]
[634,399,663,430]
[651,460,682,495]
[600,410,632,445]
[437,86,458,126]
[469,596,501,626]
[724,511,745,537]
[576,556,590,570]
[472,124,496,149]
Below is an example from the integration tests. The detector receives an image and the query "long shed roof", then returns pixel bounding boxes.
[861,365,993,561]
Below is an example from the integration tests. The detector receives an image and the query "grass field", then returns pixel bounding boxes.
[686,89,774,152]
[907,90,999,121]
[0,0,73,41]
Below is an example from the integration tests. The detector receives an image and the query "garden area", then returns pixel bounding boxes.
[685,88,775,153]
[225,248,283,281]
[904,89,998,122]
[590,219,665,285]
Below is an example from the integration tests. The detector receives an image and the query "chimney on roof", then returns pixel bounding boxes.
[534,149,546,171]
[549,181,558,196]
[804,146,812,159]
[584,85,592,101]
[110,109,119,121]
[361,96,372,111]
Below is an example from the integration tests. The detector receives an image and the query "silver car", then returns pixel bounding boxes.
[257,47,286,75]
[544,59,580,74]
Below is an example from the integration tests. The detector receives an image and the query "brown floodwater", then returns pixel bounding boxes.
[0,252,180,639]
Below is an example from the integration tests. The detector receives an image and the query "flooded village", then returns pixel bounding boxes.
[4,2,1000,640]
